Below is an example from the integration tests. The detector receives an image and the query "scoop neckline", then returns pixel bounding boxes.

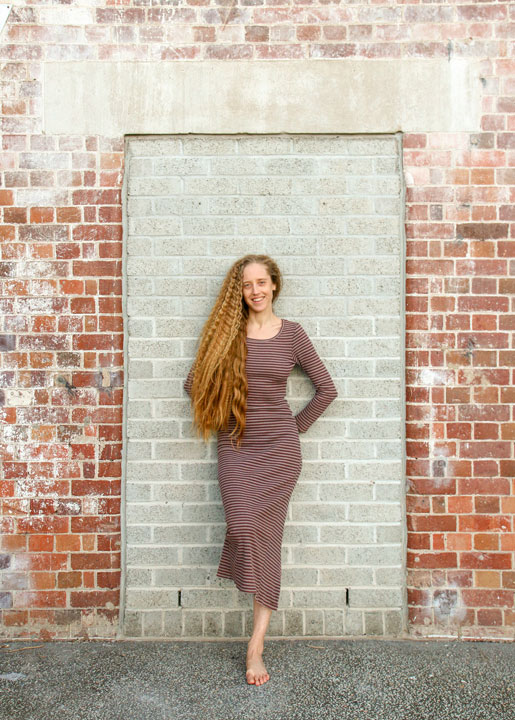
[246,318,284,341]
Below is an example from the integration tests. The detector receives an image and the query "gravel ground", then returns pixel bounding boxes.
[0,637,514,720]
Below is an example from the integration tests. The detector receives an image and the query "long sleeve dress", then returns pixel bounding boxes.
[184,318,338,610]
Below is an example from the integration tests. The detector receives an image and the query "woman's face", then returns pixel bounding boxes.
[241,263,276,313]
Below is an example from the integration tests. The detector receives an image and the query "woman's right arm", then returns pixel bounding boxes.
[184,365,194,397]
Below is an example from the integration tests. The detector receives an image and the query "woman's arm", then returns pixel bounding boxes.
[292,323,338,433]
[184,365,194,397]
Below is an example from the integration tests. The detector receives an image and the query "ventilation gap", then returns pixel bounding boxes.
[345,588,349,606]
[178,590,182,608]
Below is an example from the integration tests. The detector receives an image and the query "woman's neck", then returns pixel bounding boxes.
[247,309,278,329]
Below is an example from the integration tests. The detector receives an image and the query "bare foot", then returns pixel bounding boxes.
[246,642,270,686]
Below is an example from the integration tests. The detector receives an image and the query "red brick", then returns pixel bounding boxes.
[407,552,457,569]
[464,549,511,568]
[408,515,456,532]
[477,609,503,626]
[462,589,513,607]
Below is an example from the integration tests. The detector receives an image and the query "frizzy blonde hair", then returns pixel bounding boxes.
[188,254,282,445]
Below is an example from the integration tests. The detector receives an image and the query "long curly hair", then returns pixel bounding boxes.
[189,254,282,446]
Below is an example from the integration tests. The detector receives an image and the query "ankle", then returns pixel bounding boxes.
[247,637,264,654]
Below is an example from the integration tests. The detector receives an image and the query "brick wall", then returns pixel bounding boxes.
[0,2,514,640]
[124,134,403,638]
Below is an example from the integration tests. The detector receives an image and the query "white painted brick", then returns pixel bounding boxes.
[125,134,404,638]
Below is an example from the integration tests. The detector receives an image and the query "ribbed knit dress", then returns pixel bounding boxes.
[184,318,338,611]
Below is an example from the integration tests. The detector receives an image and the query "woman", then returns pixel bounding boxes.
[184,254,337,686]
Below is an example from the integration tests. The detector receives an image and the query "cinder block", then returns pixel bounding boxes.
[319,567,374,586]
[142,611,163,637]
[319,525,375,545]
[126,547,179,567]
[183,611,203,637]
[304,609,324,635]
[323,609,345,635]
[154,525,208,545]
[345,610,365,636]
[129,139,182,157]
[385,609,404,636]
[204,611,224,636]
[126,589,177,609]
[224,610,245,637]
[163,610,183,637]
[154,157,208,176]
[126,503,181,525]
[347,503,402,523]
[126,568,153,586]
[346,546,402,566]
[125,134,403,637]
[364,611,384,635]
[284,609,304,635]
[123,611,143,637]
[350,587,403,608]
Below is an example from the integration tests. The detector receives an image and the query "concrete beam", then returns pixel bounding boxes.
[44,58,482,136]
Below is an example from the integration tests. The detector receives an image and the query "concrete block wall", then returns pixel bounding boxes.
[123,134,405,638]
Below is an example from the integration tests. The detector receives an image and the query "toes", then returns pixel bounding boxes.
[246,671,256,684]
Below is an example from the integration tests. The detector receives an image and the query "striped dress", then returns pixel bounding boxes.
[184,318,338,611]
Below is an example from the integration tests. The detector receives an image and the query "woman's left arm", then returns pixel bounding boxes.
[292,323,338,433]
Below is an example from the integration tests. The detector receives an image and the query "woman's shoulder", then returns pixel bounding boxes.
[281,318,305,338]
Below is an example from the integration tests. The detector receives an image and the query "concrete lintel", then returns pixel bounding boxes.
[44,58,482,136]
